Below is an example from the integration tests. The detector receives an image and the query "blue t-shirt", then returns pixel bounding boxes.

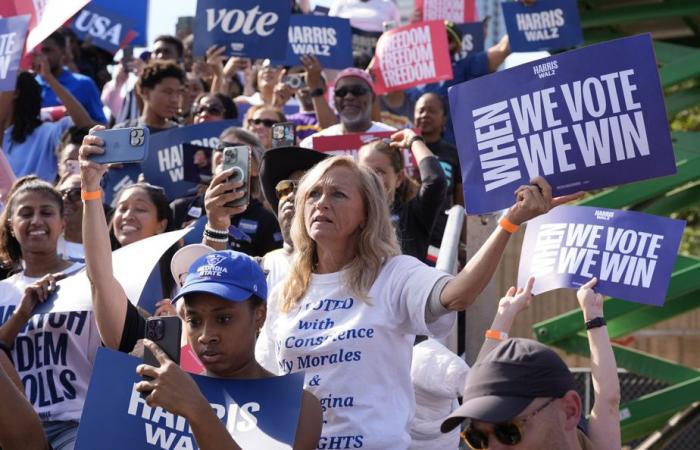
[2,116,73,182]
[36,68,107,123]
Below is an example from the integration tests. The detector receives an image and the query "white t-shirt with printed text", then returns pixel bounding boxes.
[0,265,101,422]
[257,255,455,450]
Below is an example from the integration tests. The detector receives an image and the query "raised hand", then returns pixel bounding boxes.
[506,176,584,225]
[204,168,248,230]
[78,126,110,192]
[577,277,605,320]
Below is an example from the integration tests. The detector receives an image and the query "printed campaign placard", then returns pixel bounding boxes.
[312,130,418,177]
[182,142,213,184]
[192,0,291,59]
[101,163,142,208]
[90,0,148,46]
[33,228,194,314]
[75,348,305,450]
[143,120,236,201]
[279,15,352,70]
[453,22,484,62]
[448,34,676,214]
[351,27,382,59]
[0,15,30,92]
[372,20,453,95]
[518,206,685,306]
[71,4,137,53]
[418,0,477,23]
[502,0,583,52]
[23,0,91,52]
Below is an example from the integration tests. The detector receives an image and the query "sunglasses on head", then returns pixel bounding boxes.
[460,398,557,449]
[248,118,278,128]
[60,187,81,203]
[195,104,224,116]
[334,85,370,98]
[275,179,298,201]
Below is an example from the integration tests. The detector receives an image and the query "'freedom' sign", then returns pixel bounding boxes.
[518,206,685,306]
[75,348,305,450]
[278,15,352,69]
[502,0,583,52]
[448,34,676,214]
[418,0,478,23]
[0,15,30,92]
[192,0,290,59]
[372,20,453,95]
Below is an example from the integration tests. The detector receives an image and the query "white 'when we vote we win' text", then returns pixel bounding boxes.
[471,68,648,192]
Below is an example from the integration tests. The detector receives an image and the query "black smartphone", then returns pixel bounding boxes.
[91,127,149,164]
[141,316,182,397]
[271,122,296,148]
[221,146,251,208]
[122,46,133,71]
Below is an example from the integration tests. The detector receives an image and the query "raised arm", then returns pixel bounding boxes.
[440,177,584,311]
[79,127,130,349]
[202,168,248,250]
[35,54,96,129]
[301,55,338,129]
[475,277,535,362]
[577,278,621,450]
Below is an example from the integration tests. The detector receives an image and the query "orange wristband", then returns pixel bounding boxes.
[81,189,102,201]
[499,217,520,234]
[485,329,508,341]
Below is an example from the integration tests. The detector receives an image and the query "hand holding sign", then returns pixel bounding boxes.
[505,176,584,226]
[577,277,604,320]
[136,340,207,418]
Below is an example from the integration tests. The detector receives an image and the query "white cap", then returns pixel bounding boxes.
[170,244,215,287]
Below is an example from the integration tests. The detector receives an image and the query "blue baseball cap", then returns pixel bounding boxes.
[172,250,267,303]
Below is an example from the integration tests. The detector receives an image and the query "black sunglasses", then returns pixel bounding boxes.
[460,398,557,449]
[194,104,224,116]
[60,187,81,203]
[248,118,278,128]
[335,85,370,98]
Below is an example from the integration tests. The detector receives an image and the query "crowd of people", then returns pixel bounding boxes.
[0,1,623,450]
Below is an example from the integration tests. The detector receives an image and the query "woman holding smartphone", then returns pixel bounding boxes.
[78,131,323,450]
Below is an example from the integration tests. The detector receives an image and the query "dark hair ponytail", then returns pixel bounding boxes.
[10,72,43,144]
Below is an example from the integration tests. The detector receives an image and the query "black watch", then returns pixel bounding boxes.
[585,317,606,330]
[408,135,425,149]
[310,87,325,98]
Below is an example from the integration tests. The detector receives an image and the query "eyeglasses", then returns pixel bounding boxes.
[248,118,278,128]
[460,397,557,449]
[335,85,370,98]
[194,104,224,116]
[275,179,298,201]
[60,187,81,203]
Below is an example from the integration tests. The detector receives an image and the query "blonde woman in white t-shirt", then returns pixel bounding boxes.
[0,176,100,450]
[256,155,583,449]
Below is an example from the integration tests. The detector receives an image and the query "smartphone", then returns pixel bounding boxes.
[91,128,149,164]
[121,46,133,71]
[221,146,251,208]
[272,122,296,148]
[282,73,306,90]
[142,316,182,397]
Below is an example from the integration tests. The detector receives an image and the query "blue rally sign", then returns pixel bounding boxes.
[142,121,236,201]
[448,34,676,215]
[453,22,485,62]
[71,4,136,54]
[75,348,305,450]
[280,15,352,70]
[502,0,583,52]
[0,15,30,92]
[518,206,685,306]
[192,0,291,59]
[90,0,148,47]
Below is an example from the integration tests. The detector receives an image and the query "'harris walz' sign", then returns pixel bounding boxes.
[448,34,675,214]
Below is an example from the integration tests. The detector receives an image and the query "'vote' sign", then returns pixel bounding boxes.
[71,5,137,54]
[0,15,30,92]
[502,0,583,52]
[518,206,685,306]
[448,34,676,215]
[278,15,353,70]
[372,20,453,95]
[193,0,290,59]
